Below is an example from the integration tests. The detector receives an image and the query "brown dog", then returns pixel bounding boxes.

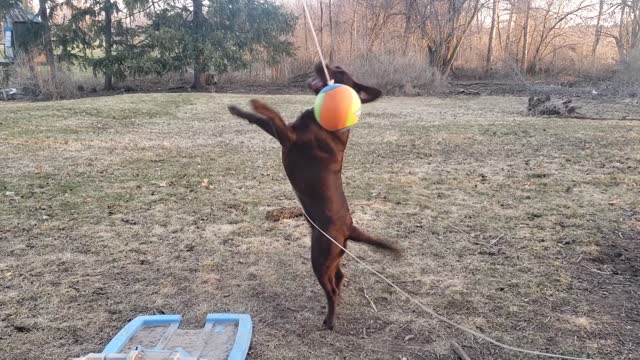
[228,64,398,330]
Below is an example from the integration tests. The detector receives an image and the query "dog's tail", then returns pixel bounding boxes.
[349,225,400,255]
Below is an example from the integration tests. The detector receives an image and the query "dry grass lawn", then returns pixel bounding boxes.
[1,94,639,360]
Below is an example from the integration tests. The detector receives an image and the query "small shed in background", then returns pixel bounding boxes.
[1,1,42,61]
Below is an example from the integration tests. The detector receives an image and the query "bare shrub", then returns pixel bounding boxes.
[122,72,192,91]
[216,52,446,96]
[616,49,640,97]
[344,52,446,96]
[220,55,316,85]
[8,54,100,100]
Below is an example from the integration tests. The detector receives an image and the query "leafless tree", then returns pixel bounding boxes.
[521,0,531,72]
[39,0,57,87]
[288,0,627,80]
[409,0,484,75]
[525,0,590,73]
[486,0,500,71]
[329,0,335,61]
[591,0,605,63]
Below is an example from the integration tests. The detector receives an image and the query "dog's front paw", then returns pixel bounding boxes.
[228,105,244,117]
[249,99,267,111]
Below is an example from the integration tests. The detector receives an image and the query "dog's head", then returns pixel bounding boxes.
[307,63,382,104]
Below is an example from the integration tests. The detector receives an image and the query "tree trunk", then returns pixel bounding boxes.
[329,0,334,62]
[27,50,37,81]
[617,3,626,59]
[438,0,482,76]
[521,0,531,74]
[319,1,324,50]
[363,1,369,57]
[514,20,521,63]
[442,38,464,75]
[496,2,503,53]
[631,0,640,51]
[403,0,412,52]
[350,1,357,60]
[104,0,113,91]
[191,0,206,90]
[39,0,56,88]
[591,0,604,66]
[303,3,308,51]
[486,0,500,72]
[505,4,514,56]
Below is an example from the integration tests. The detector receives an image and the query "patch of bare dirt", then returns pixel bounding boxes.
[265,207,304,222]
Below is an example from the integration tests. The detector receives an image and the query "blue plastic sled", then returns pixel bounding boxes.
[74,314,252,360]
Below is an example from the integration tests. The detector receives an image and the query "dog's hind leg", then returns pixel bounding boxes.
[333,262,347,304]
[335,264,345,293]
[311,231,340,330]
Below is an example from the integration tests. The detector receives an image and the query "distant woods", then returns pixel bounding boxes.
[2,0,639,93]
[292,0,639,77]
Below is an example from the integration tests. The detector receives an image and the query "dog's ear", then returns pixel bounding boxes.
[308,63,383,103]
[331,65,382,103]
[351,82,382,104]
[307,62,329,94]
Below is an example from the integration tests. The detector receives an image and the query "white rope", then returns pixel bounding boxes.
[296,197,595,360]
[302,1,334,86]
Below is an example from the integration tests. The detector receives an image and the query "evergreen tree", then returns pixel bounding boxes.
[54,0,296,89]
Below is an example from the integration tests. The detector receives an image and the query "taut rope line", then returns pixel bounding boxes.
[302,2,334,86]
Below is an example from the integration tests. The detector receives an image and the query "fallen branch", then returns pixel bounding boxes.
[489,234,504,246]
[362,280,378,312]
[582,263,613,275]
[450,341,471,360]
